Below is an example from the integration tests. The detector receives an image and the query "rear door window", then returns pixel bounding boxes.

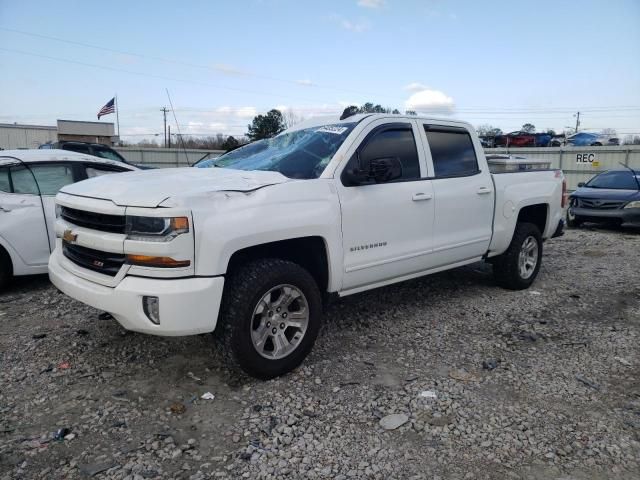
[11,163,75,195]
[62,144,91,154]
[91,146,126,162]
[424,126,479,177]
[0,168,10,192]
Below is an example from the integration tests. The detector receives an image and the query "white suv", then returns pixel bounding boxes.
[0,149,136,289]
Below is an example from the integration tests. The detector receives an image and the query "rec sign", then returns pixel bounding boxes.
[576,153,597,164]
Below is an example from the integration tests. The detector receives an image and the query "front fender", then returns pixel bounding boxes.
[191,180,344,292]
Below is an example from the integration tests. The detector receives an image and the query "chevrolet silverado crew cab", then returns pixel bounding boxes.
[49,113,566,379]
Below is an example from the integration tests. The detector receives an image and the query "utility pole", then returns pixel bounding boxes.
[168,125,171,148]
[574,111,580,133]
[160,107,169,147]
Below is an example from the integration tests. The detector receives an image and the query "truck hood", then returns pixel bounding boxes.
[571,187,639,202]
[60,167,290,207]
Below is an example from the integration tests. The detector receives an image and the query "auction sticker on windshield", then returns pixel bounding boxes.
[316,126,349,135]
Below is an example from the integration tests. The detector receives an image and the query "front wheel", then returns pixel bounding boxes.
[492,222,543,290]
[566,209,583,228]
[218,258,322,379]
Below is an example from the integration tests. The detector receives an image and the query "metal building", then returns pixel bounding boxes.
[0,120,118,150]
[0,123,57,150]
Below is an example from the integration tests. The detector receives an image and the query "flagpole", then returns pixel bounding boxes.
[115,94,120,145]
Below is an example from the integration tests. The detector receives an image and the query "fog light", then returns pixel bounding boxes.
[143,296,160,325]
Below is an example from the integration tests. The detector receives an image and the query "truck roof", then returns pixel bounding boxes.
[286,113,474,133]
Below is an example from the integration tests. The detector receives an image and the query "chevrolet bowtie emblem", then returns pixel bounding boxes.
[63,229,77,243]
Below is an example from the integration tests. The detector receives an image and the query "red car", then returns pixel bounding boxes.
[494,131,536,147]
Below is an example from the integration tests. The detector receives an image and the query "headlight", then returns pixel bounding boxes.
[126,216,189,241]
[55,204,62,218]
[624,201,640,209]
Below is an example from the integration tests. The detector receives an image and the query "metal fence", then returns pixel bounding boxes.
[116,145,640,191]
[486,146,640,190]
[114,147,224,168]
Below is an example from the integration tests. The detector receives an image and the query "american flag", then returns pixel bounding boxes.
[97,98,115,119]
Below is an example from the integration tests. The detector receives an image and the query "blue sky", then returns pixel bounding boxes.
[0,0,639,140]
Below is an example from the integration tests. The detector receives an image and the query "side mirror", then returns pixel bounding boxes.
[342,155,403,186]
[369,157,402,183]
[577,182,585,188]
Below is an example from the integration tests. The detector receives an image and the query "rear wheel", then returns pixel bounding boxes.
[218,258,322,379]
[0,247,12,292]
[492,222,543,290]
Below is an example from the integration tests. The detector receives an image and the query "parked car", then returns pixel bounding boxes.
[565,132,620,147]
[0,149,137,289]
[567,168,640,227]
[534,133,552,147]
[39,141,152,169]
[494,131,537,147]
[49,113,566,379]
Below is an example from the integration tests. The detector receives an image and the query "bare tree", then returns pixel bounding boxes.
[282,109,305,129]
[476,124,503,137]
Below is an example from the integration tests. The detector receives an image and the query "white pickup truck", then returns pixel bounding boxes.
[49,113,566,378]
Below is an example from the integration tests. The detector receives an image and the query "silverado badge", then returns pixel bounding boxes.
[62,229,77,243]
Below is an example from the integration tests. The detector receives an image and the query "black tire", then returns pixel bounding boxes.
[218,258,322,379]
[0,247,12,292]
[566,209,583,228]
[492,222,543,290]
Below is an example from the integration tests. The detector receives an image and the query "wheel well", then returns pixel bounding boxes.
[517,204,548,235]
[227,237,329,292]
[0,244,13,275]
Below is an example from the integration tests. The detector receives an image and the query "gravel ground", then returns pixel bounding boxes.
[1,226,639,480]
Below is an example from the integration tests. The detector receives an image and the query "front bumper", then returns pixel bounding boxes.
[570,207,640,223]
[49,248,224,336]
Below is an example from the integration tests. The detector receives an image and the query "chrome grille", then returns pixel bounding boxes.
[62,241,126,276]
[60,206,126,234]
[577,198,625,210]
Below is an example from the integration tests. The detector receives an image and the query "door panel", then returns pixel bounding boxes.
[0,192,49,266]
[337,119,435,290]
[420,124,494,267]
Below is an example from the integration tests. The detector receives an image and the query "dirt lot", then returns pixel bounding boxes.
[1,226,639,480]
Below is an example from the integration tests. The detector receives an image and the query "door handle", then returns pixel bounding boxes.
[477,187,492,195]
[0,206,11,212]
[412,192,433,201]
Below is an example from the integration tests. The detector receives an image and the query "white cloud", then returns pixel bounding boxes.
[404,82,430,93]
[296,79,314,86]
[216,106,232,114]
[404,88,455,114]
[357,0,385,8]
[235,106,257,118]
[331,15,371,33]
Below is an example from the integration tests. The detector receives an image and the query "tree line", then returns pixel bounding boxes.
[124,103,636,148]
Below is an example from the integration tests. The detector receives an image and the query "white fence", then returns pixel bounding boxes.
[117,145,640,191]
[487,146,640,190]
[114,147,224,168]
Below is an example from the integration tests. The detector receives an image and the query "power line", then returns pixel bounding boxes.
[0,27,397,101]
[2,29,640,116]
[0,47,326,104]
